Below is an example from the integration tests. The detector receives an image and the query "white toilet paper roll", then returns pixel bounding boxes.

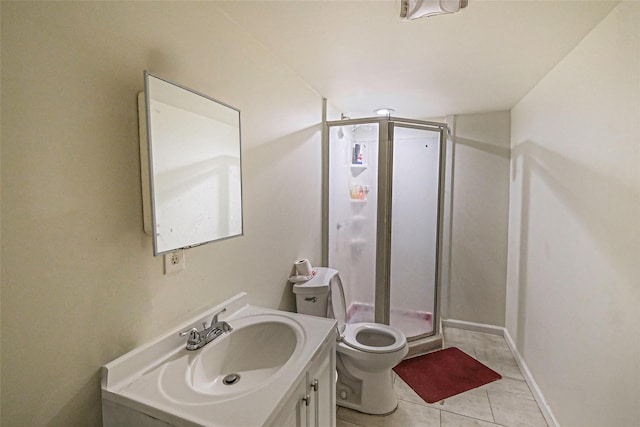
[295,259,313,276]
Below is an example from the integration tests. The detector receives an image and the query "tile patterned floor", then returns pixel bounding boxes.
[336,327,549,427]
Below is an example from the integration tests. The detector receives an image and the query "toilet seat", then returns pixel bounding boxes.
[342,322,406,354]
[327,272,406,355]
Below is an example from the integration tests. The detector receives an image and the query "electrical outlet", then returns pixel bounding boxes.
[164,250,185,274]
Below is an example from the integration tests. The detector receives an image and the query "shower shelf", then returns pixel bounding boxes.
[351,215,367,222]
[350,199,367,203]
[350,165,367,176]
[350,164,367,169]
[350,238,366,246]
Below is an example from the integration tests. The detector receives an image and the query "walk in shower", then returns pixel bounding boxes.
[323,116,446,346]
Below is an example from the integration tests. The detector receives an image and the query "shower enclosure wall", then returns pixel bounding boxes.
[323,116,446,347]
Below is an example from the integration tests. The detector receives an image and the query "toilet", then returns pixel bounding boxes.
[293,267,408,415]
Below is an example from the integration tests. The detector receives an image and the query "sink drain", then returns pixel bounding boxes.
[222,373,240,385]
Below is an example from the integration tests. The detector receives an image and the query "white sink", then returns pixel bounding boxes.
[158,314,303,403]
[189,316,300,395]
[102,293,335,427]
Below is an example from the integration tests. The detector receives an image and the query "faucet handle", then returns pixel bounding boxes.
[179,328,200,340]
[210,307,227,326]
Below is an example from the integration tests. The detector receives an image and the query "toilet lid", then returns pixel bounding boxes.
[329,273,347,336]
[342,323,407,354]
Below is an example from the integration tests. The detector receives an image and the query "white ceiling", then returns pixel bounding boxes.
[217,1,618,120]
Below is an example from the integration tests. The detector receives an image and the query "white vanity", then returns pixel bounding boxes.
[101,293,336,427]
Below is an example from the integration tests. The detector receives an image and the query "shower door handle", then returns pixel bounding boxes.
[304,297,317,302]
[302,394,311,406]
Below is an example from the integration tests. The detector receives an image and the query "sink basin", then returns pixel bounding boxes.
[189,317,301,396]
[157,314,304,404]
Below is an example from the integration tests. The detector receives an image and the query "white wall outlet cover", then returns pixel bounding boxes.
[164,250,185,274]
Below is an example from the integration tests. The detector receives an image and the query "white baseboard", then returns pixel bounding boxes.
[442,318,505,336]
[443,319,559,427]
[503,329,560,427]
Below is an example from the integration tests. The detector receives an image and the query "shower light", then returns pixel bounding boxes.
[374,108,395,117]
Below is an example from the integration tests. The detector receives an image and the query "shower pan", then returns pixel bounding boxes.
[323,115,447,351]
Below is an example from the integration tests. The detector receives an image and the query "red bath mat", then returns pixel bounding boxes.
[393,347,501,403]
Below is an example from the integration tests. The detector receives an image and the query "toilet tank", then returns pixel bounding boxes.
[292,267,336,318]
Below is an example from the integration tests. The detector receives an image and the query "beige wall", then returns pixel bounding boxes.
[447,111,511,326]
[507,2,640,426]
[1,2,322,425]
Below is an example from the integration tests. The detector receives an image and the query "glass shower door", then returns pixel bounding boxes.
[388,124,442,339]
[327,122,379,323]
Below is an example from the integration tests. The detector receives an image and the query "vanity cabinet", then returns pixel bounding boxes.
[268,339,336,427]
[102,294,337,427]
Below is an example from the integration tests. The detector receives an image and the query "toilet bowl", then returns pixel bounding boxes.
[292,267,408,415]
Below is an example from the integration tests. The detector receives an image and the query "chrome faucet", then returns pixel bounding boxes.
[179,308,233,351]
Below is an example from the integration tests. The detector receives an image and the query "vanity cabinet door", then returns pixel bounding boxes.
[269,377,308,427]
[308,341,336,427]
[268,338,335,427]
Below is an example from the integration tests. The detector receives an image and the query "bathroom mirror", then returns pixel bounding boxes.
[139,71,243,255]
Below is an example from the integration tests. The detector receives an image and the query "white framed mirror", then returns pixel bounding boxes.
[139,71,243,255]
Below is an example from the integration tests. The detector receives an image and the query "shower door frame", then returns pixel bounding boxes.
[323,115,448,342]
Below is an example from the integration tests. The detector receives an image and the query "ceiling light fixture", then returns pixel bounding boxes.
[374,108,395,117]
[400,0,468,20]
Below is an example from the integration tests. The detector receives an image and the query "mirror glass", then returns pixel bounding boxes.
[143,72,243,255]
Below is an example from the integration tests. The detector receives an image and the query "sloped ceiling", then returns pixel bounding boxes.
[217,0,618,119]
